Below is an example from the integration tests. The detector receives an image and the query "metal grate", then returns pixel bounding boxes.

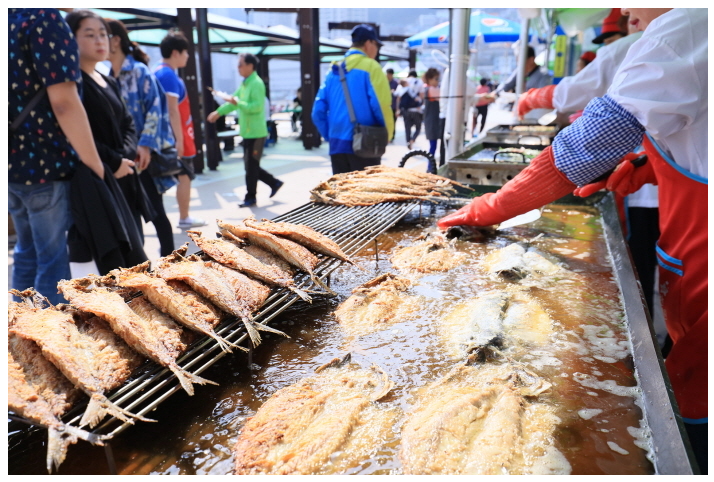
[9,201,420,441]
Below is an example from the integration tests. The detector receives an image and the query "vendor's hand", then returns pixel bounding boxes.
[438,146,577,229]
[114,158,135,179]
[136,145,151,171]
[574,153,655,198]
[207,111,221,123]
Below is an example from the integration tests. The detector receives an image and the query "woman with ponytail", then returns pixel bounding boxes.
[106,18,176,257]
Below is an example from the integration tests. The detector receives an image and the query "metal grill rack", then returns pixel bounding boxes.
[9,201,421,443]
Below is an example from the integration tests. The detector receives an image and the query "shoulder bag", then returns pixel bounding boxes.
[338,63,388,159]
[148,146,183,177]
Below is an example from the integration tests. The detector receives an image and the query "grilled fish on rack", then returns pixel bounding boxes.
[233,354,398,475]
[57,278,216,397]
[218,220,335,295]
[155,248,278,347]
[242,217,356,267]
[243,244,296,276]
[310,189,432,207]
[111,262,236,353]
[400,359,562,475]
[9,291,149,428]
[186,230,311,302]
[391,232,468,273]
[8,350,106,473]
[334,273,422,338]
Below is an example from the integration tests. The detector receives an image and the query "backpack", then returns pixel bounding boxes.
[399,88,422,111]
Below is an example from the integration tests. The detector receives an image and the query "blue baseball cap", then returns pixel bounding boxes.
[351,24,383,46]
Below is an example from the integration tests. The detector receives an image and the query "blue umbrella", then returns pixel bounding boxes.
[406,12,532,48]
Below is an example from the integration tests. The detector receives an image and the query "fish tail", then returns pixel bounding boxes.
[211,332,249,353]
[311,274,337,296]
[79,394,107,428]
[254,321,290,338]
[240,315,262,347]
[46,423,109,473]
[289,286,313,303]
[169,364,219,396]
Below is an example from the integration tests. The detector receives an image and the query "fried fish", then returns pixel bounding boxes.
[400,359,562,475]
[9,291,149,428]
[391,232,468,273]
[57,278,215,397]
[111,262,236,353]
[218,220,335,295]
[186,230,311,302]
[233,354,398,475]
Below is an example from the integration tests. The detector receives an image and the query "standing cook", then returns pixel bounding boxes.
[438,8,707,473]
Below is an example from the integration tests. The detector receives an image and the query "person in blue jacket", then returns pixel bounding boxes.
[312,24,394,174]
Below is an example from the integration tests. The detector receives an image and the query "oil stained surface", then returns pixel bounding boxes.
[9,204,655,475]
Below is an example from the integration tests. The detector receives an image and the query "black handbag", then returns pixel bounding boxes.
[338,63,388,159]
[148,147,183,177]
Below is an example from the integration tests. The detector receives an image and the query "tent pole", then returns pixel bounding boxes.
[446,8,470,160]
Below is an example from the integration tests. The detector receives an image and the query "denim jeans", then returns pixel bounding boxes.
[8,181,72,305]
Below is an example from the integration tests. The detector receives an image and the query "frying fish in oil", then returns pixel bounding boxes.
[218,220,335,295]
[400,359,565,475]
[334,273,422,338]
[233,354,398,475]
[242,216,356,267]
[186,230,311,302]
[8,350,106,473]
[9,291,149,428]
[440,290,553,360]
[57,278,216,397]
[391,232,468,273]
[481,243,560,280]
[111,262,237,353]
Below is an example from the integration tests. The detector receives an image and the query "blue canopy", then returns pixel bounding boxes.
[406,13,529,48]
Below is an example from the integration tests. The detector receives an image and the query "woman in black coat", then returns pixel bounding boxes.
[64,10,150,273]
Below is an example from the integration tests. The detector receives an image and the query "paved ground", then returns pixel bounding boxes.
[6,106,515,287]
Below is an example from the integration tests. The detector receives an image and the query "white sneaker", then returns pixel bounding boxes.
[177,216,207,229]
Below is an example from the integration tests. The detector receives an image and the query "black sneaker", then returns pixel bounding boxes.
[270,180,284,198]
[239,199,257,208]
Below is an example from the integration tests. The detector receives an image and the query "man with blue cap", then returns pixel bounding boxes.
[312,24,394,174]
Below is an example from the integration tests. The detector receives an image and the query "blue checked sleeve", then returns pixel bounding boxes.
[552,95,645,186]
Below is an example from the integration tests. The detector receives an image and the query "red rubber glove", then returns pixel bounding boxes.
[517,85,556,118]
[574,153,656,198]
[437,146,577,229]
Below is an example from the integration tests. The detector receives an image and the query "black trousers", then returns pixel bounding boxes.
[243,137,278,201]
[330,153,380,175]
[627,207,660,315]
[402,110,422,143]
[473,104,489,133]
[139,170,174,257]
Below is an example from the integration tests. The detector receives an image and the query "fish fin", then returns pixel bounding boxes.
[311,274,337,296]
[169,364,219,396]
[289,286,313,302]
[240,315,262,347]
[370,364,395,401]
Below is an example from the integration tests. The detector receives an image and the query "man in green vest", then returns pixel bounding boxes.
[207,53,283,208]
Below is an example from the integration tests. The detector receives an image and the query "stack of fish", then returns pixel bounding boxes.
[310,165,471,206]
[7,216,355,472]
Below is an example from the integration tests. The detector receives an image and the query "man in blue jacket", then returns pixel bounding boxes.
[312,24,394,174]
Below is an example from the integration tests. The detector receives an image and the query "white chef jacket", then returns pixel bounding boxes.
[553,32,643,113]
[608,8,708,179]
